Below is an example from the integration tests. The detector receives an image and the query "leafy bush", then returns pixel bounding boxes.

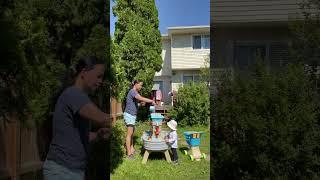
[86,119,126,178]
[168,82,209,126]
[212,63,320,179]
[109,119,126,173]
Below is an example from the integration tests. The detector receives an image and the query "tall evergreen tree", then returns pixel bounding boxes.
[1,0,110,179]
[112,0,162,100]
[0,0,110,123]
[0,0,65,124]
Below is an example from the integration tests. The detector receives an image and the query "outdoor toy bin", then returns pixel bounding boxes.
[183,131,206,161]
[183,131,204,147]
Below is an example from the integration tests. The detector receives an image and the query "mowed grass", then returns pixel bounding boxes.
[110,122,210,180]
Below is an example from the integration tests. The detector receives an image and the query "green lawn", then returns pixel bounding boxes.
[110,122,210,180]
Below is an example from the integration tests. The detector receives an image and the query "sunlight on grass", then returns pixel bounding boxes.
[110,122,210,180]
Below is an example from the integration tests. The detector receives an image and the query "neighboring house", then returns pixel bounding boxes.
[153,26,210,104]
[211,0,305,70]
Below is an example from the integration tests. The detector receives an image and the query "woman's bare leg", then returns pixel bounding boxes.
[131,126,135,154]
[126,126,134,156]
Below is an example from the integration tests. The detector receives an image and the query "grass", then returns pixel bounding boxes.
[110,121,210,180]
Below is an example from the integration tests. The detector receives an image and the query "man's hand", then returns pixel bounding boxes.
[140,102,146,106]
[97,128,111,140]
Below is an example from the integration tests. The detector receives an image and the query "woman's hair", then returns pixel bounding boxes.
[50,56,105,111]
[132,79,143,87]
[63,56,105,88]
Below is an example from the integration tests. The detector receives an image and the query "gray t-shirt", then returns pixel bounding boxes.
[124,89,139,115]
[46,86,91,171]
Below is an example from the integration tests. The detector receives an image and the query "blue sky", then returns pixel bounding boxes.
[110,0,210,35]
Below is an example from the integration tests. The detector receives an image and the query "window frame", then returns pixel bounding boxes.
[192,34,210,50]
[182,73,201,84]
[232,40,289,69]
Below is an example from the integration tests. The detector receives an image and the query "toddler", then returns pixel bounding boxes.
[165,119,178,164]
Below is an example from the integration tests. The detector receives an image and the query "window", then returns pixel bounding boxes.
[234,44,266,69]
[193,36,202,49]
[183,75,193,84]
[233,41,289,70]
[193,35,210,49]
[153,81,163,92]
[202,35,210,49]
[194,75,200,82]
[182,74,201,84]
[269,43,289,67]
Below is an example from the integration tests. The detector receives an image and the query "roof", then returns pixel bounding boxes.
[161,34,170,40]
[167,25,210,36]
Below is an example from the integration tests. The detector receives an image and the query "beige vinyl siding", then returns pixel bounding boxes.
[155,39,171,76]
[171,34,210,69]
[213,0,301,23]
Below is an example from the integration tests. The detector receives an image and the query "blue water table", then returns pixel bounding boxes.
[141,106,171,164]
[183,131,206,161]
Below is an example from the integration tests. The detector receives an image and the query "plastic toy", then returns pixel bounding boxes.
[183,131,206,161]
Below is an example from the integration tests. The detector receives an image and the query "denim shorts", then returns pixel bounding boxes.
[43,160,84,180]
[124,112,137,126]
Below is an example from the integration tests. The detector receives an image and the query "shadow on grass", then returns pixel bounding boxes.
[138,140,173,161]
[179,146,189,153]
[139,146,144,156]
[148,152,170,160]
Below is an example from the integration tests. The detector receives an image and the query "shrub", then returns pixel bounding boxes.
[109,119,126,173]
[168,82,209,126]
[86,120,126,178]
[212,63,320,179]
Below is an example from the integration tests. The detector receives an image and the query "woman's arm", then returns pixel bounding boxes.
[89,132,98,142]
[79,103,112,128]
[89,128,111,142]
[135,94,155,105]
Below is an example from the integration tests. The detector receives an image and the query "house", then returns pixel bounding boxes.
[211,0,305,70]
[153,26,210,105]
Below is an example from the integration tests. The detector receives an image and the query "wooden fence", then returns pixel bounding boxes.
[0,113,42,180]
[111,97,123,124]
[0,98,123,180]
